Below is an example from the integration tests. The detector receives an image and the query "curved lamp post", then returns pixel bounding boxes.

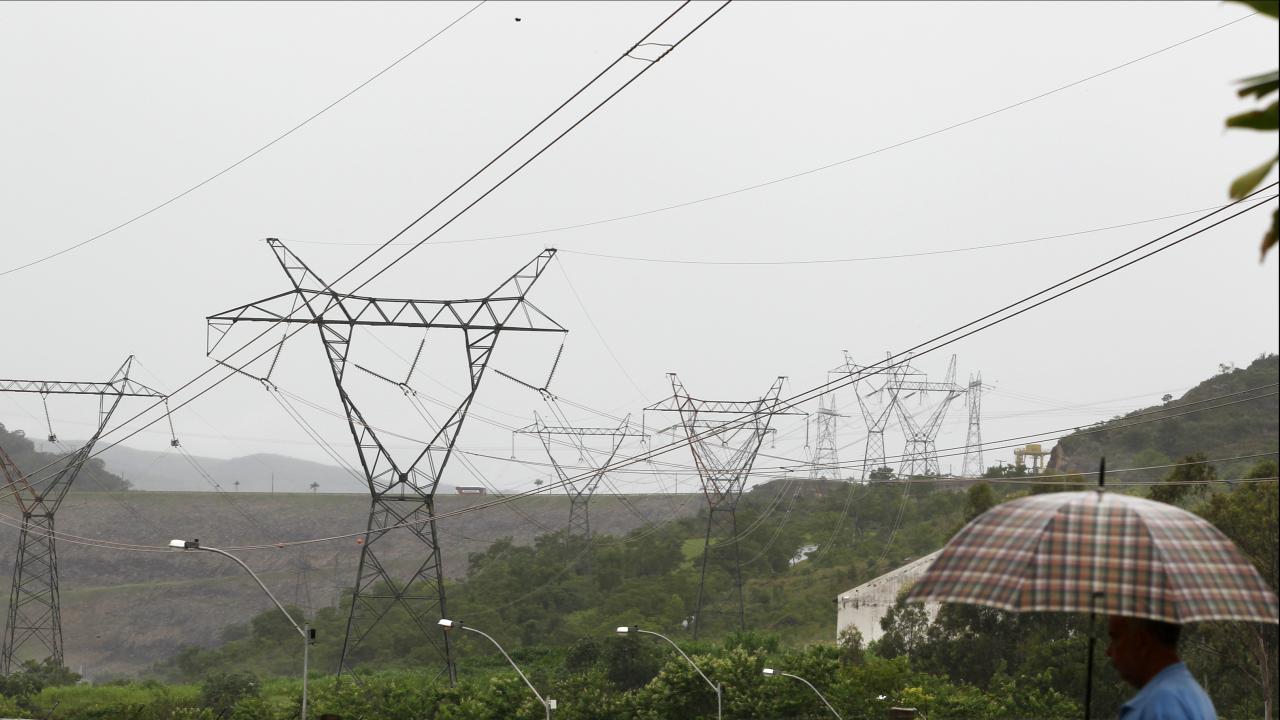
[439,619,555,719]
[763,667,843,719]
[617,626,721,720]
[170,539,311,720]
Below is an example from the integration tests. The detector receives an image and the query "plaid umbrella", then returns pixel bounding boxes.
[905,489,1278,624]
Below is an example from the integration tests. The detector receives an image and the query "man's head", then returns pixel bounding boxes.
[1106,615,1182,688]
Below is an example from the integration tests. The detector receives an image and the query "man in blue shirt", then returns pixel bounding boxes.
[1107,615,1217,720]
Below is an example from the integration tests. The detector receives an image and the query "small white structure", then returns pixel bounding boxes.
[836,550,943,643]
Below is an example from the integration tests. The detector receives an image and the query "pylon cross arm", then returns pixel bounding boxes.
[208,292,566,333]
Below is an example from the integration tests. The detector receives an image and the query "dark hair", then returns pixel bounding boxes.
[1141,619,1181,648]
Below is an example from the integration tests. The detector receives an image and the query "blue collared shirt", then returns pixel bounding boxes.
[1119,662,1217,720]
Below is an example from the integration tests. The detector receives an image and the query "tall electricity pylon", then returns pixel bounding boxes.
[831,352,906,482]
[515,402,642,544]
[808,391,843,480]
[961,373,988,478]
[207,240,564,681]
[0,357,165,673]
[893,355,965,477]
[645,375,798,638]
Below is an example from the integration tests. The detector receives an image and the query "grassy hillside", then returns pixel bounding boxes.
[1050,353,1278,481]
[0,422,130,492]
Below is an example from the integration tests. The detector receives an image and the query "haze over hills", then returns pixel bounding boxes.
[46,442,377,495]
[30,439,473,496]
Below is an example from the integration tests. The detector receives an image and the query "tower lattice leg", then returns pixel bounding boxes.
[2,515,63,674]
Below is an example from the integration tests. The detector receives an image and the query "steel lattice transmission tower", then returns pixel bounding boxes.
[893,355,965,477]
[831,352,904,482]
[515,403,642,544]
[808,391,843,480]
[0,357,165,673]
[961,373,986,478]
[207,240,564,680]
[645,375,799,638]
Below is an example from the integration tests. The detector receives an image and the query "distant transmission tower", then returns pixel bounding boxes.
[645,375,799,638]
[961,373,986,477]
[894,355,965,477]
[808,391,843,480]
[207,240,564,681]
[0,357,165,673]
[515,402,642,545]
[289,546,316,618]
[831,352,903,481]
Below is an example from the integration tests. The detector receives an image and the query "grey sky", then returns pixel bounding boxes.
[1,1,1276,495]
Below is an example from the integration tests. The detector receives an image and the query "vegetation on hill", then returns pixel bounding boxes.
[1050,353,1278,481]
[0,357,1275,718]
[0,459,1272,719]
[0,422,131,492]
[160,478,971,679]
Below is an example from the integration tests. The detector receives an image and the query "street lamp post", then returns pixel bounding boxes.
[170,539,311,720]
[763,667,843,719]
[439,619,555,719]
[617,626,721,720]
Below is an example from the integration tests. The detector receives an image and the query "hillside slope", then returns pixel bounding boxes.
[1050,353,1278,480]
[0,491,699,677]
[0,423,130,491]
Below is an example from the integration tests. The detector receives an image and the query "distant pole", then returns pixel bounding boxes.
[271,473,275,494]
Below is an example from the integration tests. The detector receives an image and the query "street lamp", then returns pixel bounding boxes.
[616,626,721,720]
[763,667,843,719]
[170,539,313,720]
[438,619,556,719]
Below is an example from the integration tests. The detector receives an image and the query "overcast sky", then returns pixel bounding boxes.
[1,1,1276,495]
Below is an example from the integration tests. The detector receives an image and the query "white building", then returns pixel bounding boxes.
[835,550,943,643]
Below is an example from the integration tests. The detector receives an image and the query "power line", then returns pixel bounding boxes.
[12,1,729,492]
[0,1,487,279]
[10,187,1276,553]
[556,203,1237,266]
[235,188,1275,541]
[283,13,1253,248]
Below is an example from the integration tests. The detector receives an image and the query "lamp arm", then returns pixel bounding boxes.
[463,626,549,709]
[198,545,305,639]
[639,629,718,694]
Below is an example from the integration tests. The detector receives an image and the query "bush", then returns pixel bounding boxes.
[200,671,260,713]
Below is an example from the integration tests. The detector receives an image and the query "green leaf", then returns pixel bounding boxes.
[1236,70,1279,99]
[1230,0,1280,18]
[1263,208,1278,260]
[1226,100,1279,130]
[1229,155,1278,198]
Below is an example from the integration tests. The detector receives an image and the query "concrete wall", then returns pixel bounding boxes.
[835,550,942,643]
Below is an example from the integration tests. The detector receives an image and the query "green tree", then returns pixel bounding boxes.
[876,590,931,661]
[200,671,260,714]
[1148,453,1215,505]
[1185,459,1279,720]
[1226,1,1278,258]
[962,482,995,523]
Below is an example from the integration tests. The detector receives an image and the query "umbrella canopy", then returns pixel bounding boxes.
[906,490,1278,624]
